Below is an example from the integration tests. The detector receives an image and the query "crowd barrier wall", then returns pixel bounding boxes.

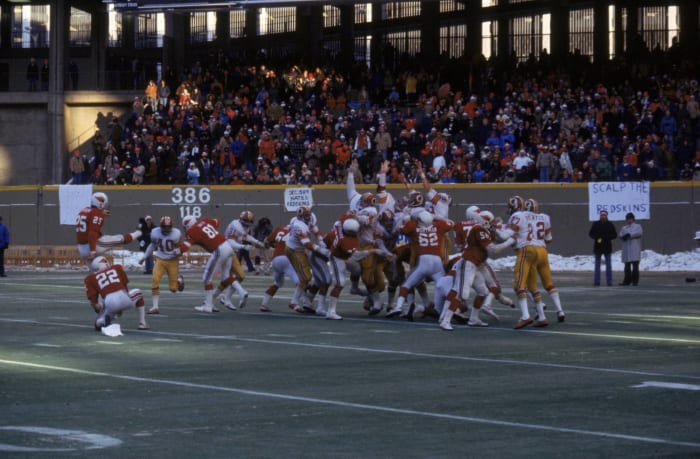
[1,182,698,257]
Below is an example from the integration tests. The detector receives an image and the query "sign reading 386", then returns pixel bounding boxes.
[171,187,211,220]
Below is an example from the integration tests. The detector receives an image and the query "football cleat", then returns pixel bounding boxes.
[238,292,249,309]
[439,320,454,331]
[219,296,236,311]
[138,322,150,330]
[260,305,271,312]
[557,311,566,323]
[468,318,489,327]
[326,312,343,320]
[481,305,500,320]
[147,307,160,315]
[177,275,185,292]
[534,319,549,327]
[194,304,214,313]
[514,318,534,329]
[385,306,402,318]
[406,303,416,322]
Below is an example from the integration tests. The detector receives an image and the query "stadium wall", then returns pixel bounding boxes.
[0,182,697,257]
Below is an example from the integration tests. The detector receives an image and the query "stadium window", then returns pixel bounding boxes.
[322,39,341,61]
[258,7,296,36]
[229,10,246,38]
[323,5,340,29]
[354,35,372,68]
[381,2,420,21]
[481,20,498,59]
[639,6,679,51]
[439,0,464,14]
[386,29,421,57]
[354,4,372,24]
[440,24,466,59]
[11,4,50,48]
[190,11,217,44]
[69,7,91,47]
[135,13,164,48]
[508,0,535,4]
[509,13,551,63]
[108,4,123,47]
[481,0,497,7]
[608,5,616,60]
[569,8,594,62]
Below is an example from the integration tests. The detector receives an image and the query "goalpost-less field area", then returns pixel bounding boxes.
[1,270,699,458]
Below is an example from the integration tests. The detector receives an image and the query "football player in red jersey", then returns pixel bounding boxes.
[180,215,248,313]
[76,192,142,267]
[259,224,299,312]
[84,256,148,331]
[322,218,380,320]
[439,212,515,331]
[386,210,453,318]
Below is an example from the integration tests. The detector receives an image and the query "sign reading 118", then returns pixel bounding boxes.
[172,187,211,220]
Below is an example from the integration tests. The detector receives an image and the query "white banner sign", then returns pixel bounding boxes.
[59,185,93,225]
[284,187,313,212]
[588,182,650,221]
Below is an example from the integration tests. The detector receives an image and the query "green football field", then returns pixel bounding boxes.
[1,269,699,458]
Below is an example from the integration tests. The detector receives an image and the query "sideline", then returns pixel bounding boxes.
[1,358,699,450]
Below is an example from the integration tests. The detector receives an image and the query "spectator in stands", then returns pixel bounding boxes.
[0,216,8,277]
[69,149,86,185]
[40,59,49,91]
[26,58,39,91]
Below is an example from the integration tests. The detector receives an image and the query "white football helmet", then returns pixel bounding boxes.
[418,211,434,227]
[296,206,312,223]
[478,210,494,229]
[90,256,110,271]
[466,205,481,220]
[91,192,109,210]
[342,218,360,236]
[182,215,197,230]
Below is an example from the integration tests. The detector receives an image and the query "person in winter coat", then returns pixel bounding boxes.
[618,212,643,286]
[588,210,617,286]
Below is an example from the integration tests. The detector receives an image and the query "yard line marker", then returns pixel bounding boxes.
[2,317,699,381]
[1,359,698,450]
[33,343,61,348]
[632,381,700,391]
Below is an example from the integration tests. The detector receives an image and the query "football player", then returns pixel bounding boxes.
[219,210,266,310]
[285,206,331,312]
[386,210,453,318]
[76,192,142,268]
[439,212,514,331]
[509,198,566,328]
[139,215,185,315]
[180,215,249,313]
[323,218,379,319]
[259,224,299,312]
[85,256,148,331]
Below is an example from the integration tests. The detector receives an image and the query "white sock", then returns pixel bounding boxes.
[518,297,530,320]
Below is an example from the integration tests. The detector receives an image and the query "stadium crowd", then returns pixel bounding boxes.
[84,37,700,187]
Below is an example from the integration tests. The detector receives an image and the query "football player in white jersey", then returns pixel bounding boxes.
[220,211,266,310]
[286,207,331,312]
[506,197,564,328]
[140,216,185,315]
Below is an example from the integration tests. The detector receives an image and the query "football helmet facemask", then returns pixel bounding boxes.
[91,192,109,210]
[160,216,173,234]
[90,256,110,271]
[524,198,539,213]
[239,210,254,226]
